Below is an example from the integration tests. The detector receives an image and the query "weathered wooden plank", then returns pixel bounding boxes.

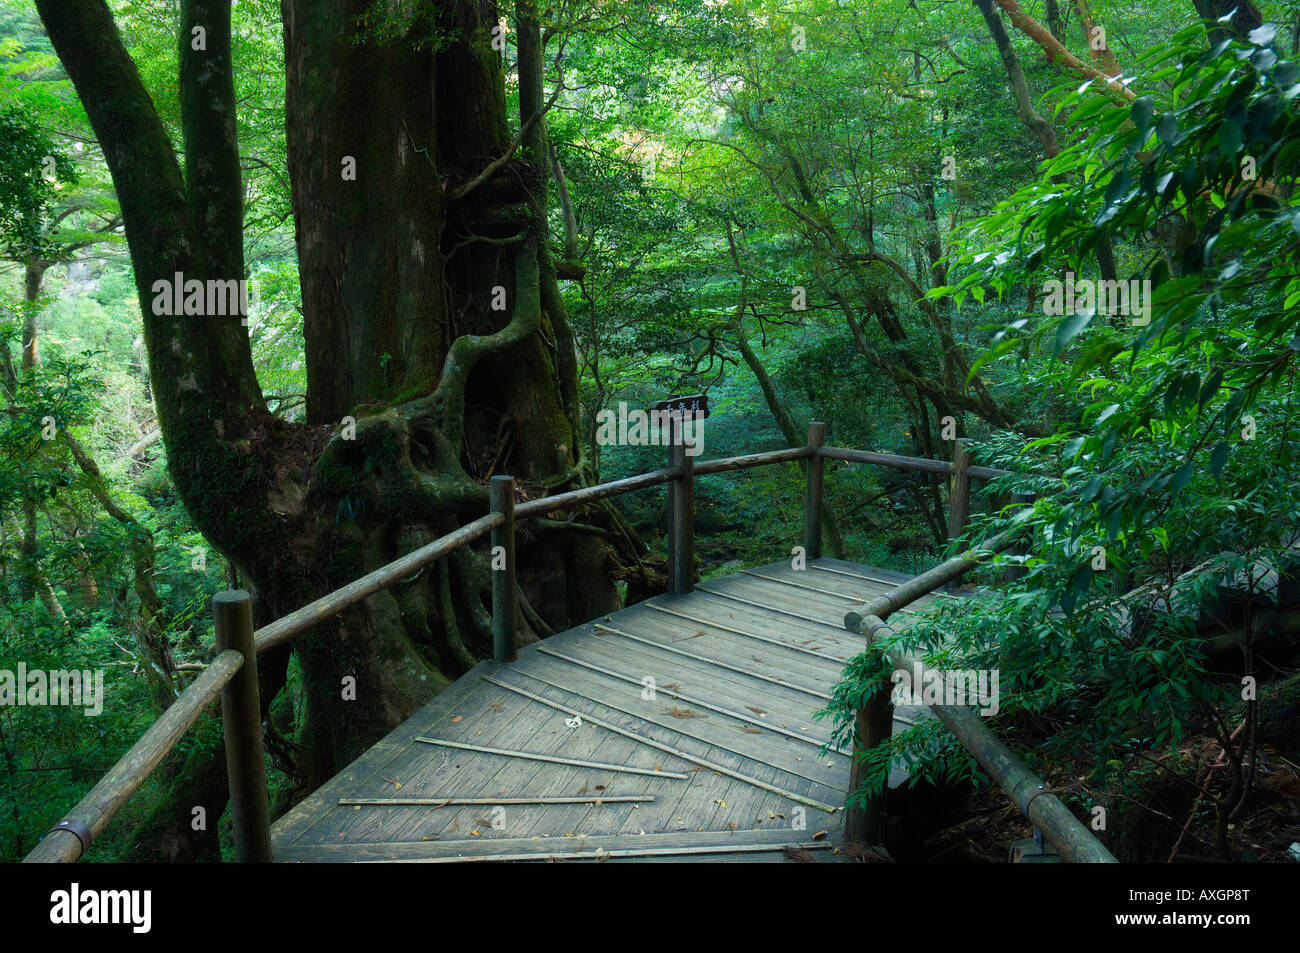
[537,644,846,754]
[383,690,586,844]
[684,587,848,633]
[503,662,848,793]
[609,601,851,676]
[276,824,835,861]
[556,630,843,736]
[641,602,853,663]
[696,580,859,629]
[593,623,833,701]
[340,796,654,807]
[483,674,841,812]
[347,682,564,845]
[656,586,851,639]
[519,651,842,779]
[740,569,885,603]
[770,562,944,606]
[412,737,689,779]
[272,664,496,848]
[506,699,687,839]
[279,838,835,863]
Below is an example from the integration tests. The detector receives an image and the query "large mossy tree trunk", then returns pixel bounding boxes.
[37,0,623,859]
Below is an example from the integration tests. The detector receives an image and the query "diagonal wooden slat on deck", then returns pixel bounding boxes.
[482,674,841,813]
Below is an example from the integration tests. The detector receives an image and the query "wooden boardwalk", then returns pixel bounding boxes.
[272,557,952,862]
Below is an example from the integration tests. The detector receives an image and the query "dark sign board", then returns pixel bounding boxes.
[650,393,710,419]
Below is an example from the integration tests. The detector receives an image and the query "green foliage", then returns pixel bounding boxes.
[0,100,76,259]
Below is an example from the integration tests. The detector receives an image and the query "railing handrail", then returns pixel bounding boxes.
[25,428,1019,863]
[840,531,1118,863]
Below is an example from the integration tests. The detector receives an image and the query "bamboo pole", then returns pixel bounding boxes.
[413,737,689,778]
[513,466,680,518]
[667,415,695,594]
[803,421,826,561]
[490,475,518,663]
[947,439,973,543]
[214,590,273,863]
[844,676,894,845]
[340,796,655,807]
[254,512,503,653]
[22,650,244,863]
[692,445,811,475]
[819,445,1011,480]
[843,529,1019,633]
[857,613,1116,863]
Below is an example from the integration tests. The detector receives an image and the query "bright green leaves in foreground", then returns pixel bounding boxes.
[826,24,1300,825]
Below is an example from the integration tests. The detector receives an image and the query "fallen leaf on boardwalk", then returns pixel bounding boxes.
[728,822,739,831]
[595,784,606,790]
[662,682,681,691]
[476,817,494,827]
[488,701,504,713]
[471,829,481,836]
[352,806,360,811]
[746,706,766,716]
[752,657,764,663]
[420,836,436,841]
[812,830,828,840]
[713,798,726,808]
[770,812,785,820]
[742,726,764,734]
[451,715,463,724]
[673,631,704,642]
[381,776,402,790]
[663,705,706,719]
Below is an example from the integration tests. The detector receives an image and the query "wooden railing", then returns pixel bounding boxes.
[838,538,1118,863]
[23,420,1105,863]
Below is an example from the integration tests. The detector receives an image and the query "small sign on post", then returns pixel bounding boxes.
[651,393,710,422]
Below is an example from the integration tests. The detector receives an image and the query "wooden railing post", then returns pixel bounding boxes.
[947,439,973,543]
[844,618,894,845]
[212,590,272,863]
[667,415,695,594]
[803,421,826,561]
[490,475,518,662]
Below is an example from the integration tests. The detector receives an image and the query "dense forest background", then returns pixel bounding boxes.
[2,0,1298,862]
